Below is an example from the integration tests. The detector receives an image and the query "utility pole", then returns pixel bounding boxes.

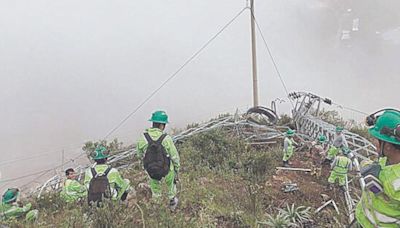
[250,0,259,107]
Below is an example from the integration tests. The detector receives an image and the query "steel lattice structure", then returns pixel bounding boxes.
[32,109,286,197]
[289,91,376,223]
[33,93,376,225]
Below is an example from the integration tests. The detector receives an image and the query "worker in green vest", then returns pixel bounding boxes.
[310,135,328,161]
[0,188,38,222]
[60,168,87,203]
[328,147,353,191]
[355,109,400,227]
[282,129,297,167]
[324,126,348,164]
[136,110,180,210]
[84,146,131,204]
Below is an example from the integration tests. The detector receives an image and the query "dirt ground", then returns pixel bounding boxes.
[263,150,351,227]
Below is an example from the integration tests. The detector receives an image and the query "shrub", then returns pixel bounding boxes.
[279,204,312,227]
[257,212,294,228]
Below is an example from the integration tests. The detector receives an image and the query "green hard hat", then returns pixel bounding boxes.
[318,135,327,143]
[286,129,295,136]
[341,147,350,155]
[93,146,109,160]
[2,188,19,204]
[336,126,344,132]
[149,110,169,124]
[369,110,400,145]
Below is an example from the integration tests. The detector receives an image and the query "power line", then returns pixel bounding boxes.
[19,169,57,191]
[0,153,52,166]
[3,7,249,190]
[250,11,294,108]
[250,12,369,116]
[0,168,55,185]
[103,7,248,140]
[332,102,368,115]
[3,7,261,188]
[0,141,86,167]
[0,151,87,188]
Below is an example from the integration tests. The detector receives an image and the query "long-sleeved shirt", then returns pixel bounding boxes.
[333,133,348,148]
[0,202,32,220]
[60,179,87,203]
[136,128,180,172]
[284,137,298,152]
[84,164,130,200]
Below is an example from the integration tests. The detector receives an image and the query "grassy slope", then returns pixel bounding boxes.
[2,130,350,227]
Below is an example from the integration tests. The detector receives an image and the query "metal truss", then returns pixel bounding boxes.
[33,108,285,197]
[289,91,376,223]
[33,93,376,225]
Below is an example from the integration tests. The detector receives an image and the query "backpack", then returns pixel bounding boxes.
[87,166,112,206]
[143,133,170,181]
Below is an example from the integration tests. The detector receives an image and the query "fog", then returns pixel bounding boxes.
[0,0,399,191]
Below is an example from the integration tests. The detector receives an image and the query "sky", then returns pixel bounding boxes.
[0,0,399,191]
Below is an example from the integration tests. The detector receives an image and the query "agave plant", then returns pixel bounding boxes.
[279,204,312,227]
[257,212,295,228]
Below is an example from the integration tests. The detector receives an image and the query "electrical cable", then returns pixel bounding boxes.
[0,153,52,166]
[0,150,87,188]
[3,7,249,190]
[0,169,55,185]
[250,10,294,108]
[0,142,85,167]
[103,7,248,140]
[332,102,368,115]
[251,11,370,118]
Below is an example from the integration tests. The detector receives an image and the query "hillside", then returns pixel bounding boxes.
[0,126,356,228]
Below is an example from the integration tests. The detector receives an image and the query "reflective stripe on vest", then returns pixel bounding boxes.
[393,178,400,191]
[364,206,400,225]
[65,180,78,196]
[285,138,293,153]
[333,157,350,174]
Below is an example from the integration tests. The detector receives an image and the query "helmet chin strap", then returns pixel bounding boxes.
[379,140,386,157]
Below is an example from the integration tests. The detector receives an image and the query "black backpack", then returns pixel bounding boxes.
[143,133,170,181]
[87,166,112,206]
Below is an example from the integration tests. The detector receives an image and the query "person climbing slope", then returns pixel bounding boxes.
[282,129,298,167]
[136,110,180,211]
[328,147,352,191]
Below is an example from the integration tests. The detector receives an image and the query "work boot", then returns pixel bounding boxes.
[169,197,179,211]
[283,161,289,167]
[327,184,334,191]
[322,159,331,165]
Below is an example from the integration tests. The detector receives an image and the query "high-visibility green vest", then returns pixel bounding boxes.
[327,146,339,160]
[356,157,400,227]
[284,137,293,154]
[60,179,87,203]
[0,202,32,220]
[333,156,351,174]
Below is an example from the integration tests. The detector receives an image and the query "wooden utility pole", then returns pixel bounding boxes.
[250,0,259,107]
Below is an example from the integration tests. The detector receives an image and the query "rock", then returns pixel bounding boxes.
[321,194,330,202]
